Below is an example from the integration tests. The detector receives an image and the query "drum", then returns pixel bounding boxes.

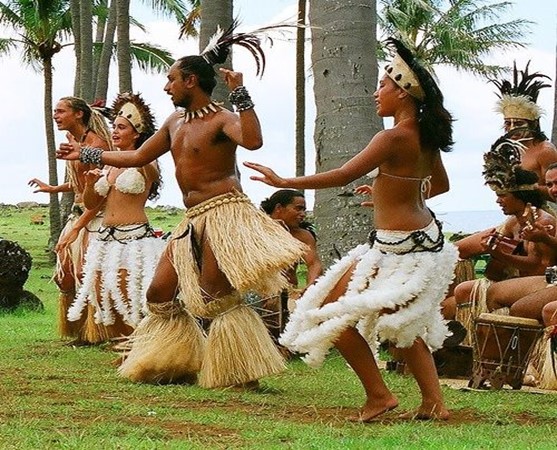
[468,313,543,390]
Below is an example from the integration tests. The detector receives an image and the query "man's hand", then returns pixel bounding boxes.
[28,178,53,193]
[57,134,81,161]
[220,68,243,91]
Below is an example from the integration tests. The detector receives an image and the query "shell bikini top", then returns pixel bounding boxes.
[94,167,146,197]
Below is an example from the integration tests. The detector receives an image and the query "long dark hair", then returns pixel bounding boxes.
[385,38,454,153]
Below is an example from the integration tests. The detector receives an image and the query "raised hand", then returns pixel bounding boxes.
[28,178,52,193]
[243,161,286,188]
[219,68,243,91]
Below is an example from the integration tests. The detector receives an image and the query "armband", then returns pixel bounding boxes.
[228,85,255,111]
[80,146,104,166]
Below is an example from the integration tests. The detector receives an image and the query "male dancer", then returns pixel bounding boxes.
[30,97,112,343]
[57,26,306,388]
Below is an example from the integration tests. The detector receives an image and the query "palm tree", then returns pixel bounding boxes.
[378,0,531,77]
[0,0,73,250]
[199,0,233,103]
[295,0,306,179]
[309,0,379,266]
[552,34,557,144]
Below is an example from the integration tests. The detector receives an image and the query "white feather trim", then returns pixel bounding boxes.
[69,227,166,327]
[280,239,459,368]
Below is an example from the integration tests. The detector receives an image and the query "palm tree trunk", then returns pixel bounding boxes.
[309,0,379,267]
[70,0,81,95]
[551,28,557,143]
[79,0,94,102]
[43,57,62,254]
[199,0,233,105]
[295,0,306,179]
[95,0,118,100]
[116,0,132,92]
[92,0,109,97]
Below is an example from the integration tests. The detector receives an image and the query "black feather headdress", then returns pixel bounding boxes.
[482,137,534,194]
[491,61,551,120]
[111,92,156,137]
[200,19,298,77]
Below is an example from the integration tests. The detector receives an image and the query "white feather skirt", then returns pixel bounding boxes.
[280,221,459,368]
[68,223,167,327]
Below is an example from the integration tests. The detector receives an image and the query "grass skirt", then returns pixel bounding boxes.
[527,326,557,389]
[68,223,166,330]
[280,221,459,367]
[170,192,307,316]
[118,301,205,383]
[55,210,104,339]
[121,192,304,387]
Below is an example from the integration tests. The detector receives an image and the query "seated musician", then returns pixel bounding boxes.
[442,138,556,322]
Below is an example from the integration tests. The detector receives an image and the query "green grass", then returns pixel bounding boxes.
[1,205,557,449]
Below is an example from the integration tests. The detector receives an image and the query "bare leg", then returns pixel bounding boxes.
[398,338,449,420]
[441,295,456,320]
[542,300,557,326]
[508,283,557,322]
[487,276,547,312]
[323,266,398,422]
[146,250,179,304]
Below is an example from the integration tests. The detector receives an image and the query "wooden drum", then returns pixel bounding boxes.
[468,313,543,390]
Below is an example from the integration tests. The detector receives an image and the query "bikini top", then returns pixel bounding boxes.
[379,170,432,200]
[94,167,146,197]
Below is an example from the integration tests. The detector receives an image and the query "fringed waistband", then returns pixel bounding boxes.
[184,191,251,219]
[369,218,444,254]
[96,222,155,242]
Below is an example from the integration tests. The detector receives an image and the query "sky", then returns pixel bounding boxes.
[1,0,556,218]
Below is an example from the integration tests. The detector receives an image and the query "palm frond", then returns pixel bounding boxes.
[126,41,175,74]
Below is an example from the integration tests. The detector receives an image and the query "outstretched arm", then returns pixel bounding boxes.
[245,130,394,190]
[57,121,172,168]
[28,179,72,194]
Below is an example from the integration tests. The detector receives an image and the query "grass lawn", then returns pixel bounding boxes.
[0,205,556,449]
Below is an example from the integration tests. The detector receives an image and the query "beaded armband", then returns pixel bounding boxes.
[228,85,255,111]
[80,146,104,166]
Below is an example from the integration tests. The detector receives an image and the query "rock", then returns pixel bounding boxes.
[16,201,40,209]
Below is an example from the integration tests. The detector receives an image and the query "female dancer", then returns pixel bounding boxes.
[67,93,165,343]
[245,38,458,421]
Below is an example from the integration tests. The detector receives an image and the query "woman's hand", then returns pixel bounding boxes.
[84,168,103,186]
[243,161,287,188]
[355,184,374,207]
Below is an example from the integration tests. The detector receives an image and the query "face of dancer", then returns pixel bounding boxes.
[53,100,82,131]
[503,118,533,140]
[164,62,194,109]
[272,196,307,229]
[496,192,524,216]
[111,116,140,151]
[545,168,557,200]
[374,75,403,117]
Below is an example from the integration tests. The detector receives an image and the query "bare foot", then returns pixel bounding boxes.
[398,404,450,421]
[349,397,399,423]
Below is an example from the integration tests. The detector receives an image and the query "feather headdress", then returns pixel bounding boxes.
[384,38,426,102]
[199,19,298,77]
[492,61,551,120]
[482,137,535,194]
[111,92,156,137]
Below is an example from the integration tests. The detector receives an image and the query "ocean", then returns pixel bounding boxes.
[437,210,505,234]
